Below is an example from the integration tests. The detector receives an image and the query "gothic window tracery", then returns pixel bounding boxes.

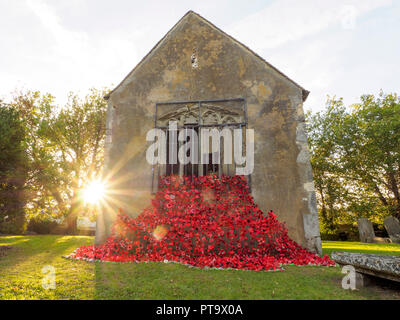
[151,98,249,193]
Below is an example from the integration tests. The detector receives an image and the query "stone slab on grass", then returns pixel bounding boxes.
[332,251,400,283]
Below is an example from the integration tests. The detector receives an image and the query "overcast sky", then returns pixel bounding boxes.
[1,0,399,112]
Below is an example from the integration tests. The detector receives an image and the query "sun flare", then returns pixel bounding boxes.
[83,180,106,204]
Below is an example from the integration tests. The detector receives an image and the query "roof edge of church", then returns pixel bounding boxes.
[105,10,309,102]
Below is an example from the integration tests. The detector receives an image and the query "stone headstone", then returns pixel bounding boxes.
[357,218,375,243]
[384,216,400,244]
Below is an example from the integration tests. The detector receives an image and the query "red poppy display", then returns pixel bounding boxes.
[68,175,334,271]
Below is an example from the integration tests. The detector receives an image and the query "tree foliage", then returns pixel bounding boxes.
[307,92,400,233]
[0,101,28,233]
[8,88,109,233]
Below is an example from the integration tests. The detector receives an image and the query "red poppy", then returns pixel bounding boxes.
[68,175,334,270]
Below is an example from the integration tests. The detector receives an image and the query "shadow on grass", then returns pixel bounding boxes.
[1,236,399,300]
[0,235,95,270]
[0,235,95,299]
[0,236,59,270]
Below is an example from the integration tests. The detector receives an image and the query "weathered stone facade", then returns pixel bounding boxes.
[95,11,322,254]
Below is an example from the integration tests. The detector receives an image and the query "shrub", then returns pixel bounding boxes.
[0,214,26,234]
[0,104,28,235]
[27,217,60,234]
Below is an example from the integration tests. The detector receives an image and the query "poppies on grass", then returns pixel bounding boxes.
[69,175,334,271]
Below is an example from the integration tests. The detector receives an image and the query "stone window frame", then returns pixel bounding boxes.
[151,98,251,193]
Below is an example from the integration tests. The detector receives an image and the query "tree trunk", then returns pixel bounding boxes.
[66,209,78,235]
[65,193,80,234]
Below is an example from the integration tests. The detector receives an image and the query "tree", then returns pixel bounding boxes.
[306,98,350,233]
[10,88,109,233]
[307,92,400,232]
[338,92,400,219]
[48,89,108,233]
[0,101,28,233]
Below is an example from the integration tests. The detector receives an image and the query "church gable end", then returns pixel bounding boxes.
[98,11,321,255]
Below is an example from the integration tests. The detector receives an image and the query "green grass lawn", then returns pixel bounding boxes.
[322,241,400,256]
[0,235,399,300]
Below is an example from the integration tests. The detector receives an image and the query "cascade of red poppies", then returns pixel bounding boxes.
[69,175,334,271]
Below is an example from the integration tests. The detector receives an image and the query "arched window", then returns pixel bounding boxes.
[151,98,249,192]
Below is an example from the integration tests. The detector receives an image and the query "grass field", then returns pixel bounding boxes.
[0,235,399,300]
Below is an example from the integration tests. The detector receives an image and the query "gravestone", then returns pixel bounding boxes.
[357,218,375,243]
[384,216,400,244]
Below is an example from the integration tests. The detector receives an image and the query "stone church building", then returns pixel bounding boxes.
[95,11,322,254]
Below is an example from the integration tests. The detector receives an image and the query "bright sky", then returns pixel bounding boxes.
[1,0,399,112]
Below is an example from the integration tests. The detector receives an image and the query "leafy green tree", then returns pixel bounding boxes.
[339,92,400,220]
[0,101,28,233]
[10,91,65,225]
[10,88,109,233]
[47,89,108,233]
[307,98,349,233]
[307,92,400,233]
